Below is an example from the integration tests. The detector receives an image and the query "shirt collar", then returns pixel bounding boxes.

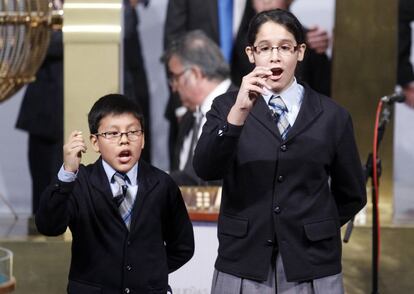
[262,78,302,112]
[102,159,138,186]
[199,79,231,115]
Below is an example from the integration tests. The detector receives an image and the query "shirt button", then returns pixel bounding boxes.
[126,265,132,271]
[280,144,287,152]
[127,240,131,246]
[266,239,274,246]
[124,288,130,294]
[277,175,284,182]
[274,206,281,214]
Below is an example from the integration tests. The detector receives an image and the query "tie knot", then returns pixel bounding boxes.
[268,95,288,116]
[113,172,128,185]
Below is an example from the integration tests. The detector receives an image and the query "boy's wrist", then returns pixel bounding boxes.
[58,164,78,182]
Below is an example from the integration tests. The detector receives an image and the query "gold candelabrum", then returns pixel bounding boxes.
[0,0,63,102]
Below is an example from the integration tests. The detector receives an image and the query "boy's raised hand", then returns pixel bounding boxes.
[63,131,87,172]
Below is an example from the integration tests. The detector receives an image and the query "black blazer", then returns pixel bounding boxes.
[36,159,194,294]
[193,83,366,282]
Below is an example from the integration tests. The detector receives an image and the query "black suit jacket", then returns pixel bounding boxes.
[193,83,366,282]
[398,0,414,87]
[36,159,194,294]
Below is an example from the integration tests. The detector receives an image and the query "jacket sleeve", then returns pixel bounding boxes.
[165,181,195,273]
[35,178,77,236]
[193,96,243,181]
[330,115,367,226]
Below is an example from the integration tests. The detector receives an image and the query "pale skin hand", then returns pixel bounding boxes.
[63,131,87,173]
[227,67,272,125]
[306,26,329,54]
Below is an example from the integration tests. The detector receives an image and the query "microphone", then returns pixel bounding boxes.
[381,92,405,104]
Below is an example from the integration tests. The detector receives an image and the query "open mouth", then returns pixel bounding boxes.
[271,67,283,76]
[268,67,283,81]
[118,150,132,163]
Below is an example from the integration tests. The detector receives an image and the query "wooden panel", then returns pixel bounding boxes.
[333,0,397,200]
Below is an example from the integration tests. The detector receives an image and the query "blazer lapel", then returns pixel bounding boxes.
[250,96,281,139]
[285,85,323,142]
[129,160,159,232]
[89,159,126,225]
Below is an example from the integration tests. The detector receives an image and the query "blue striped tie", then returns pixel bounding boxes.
[268,95,291,139]
[113,172,133,230]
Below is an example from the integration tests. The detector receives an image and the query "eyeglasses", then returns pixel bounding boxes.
[94,130,144,142]
[168,68,189,86]
[252,44,299,57]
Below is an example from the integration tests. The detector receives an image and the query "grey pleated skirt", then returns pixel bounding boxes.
[211,254,344,294]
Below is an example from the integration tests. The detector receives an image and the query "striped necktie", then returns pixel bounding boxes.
[268,95,291,140]
[113,172,134,230]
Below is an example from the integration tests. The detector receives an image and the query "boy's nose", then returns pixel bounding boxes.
[119,133,129,144]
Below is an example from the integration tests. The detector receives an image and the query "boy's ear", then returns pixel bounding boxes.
[245,46,255,64]
[90,135,101,153]
[297,43,306,62]
[140,134,145,150]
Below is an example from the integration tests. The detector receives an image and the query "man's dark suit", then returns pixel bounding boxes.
[193,83,366,282]
[170,83,237,186]
[163,0,255,166]
[398,0,414,87]
[16,31,63,214]
[36,159,194,293]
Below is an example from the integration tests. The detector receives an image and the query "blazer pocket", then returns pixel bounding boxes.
[67,280,102,294]
[217,214,249,261]
[218,214,249,237]
[304,218,337,241]
[303,219,340,265]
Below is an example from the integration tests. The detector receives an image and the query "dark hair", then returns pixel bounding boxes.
[247,9,305,46]
[161,30,230,81]
[88,94,144,134]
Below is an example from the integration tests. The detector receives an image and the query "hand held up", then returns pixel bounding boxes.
[63,131,87,172]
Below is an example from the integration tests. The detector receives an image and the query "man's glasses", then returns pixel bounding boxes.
[168,68,189,86]
[94,130,144,142]
[252,43,299,57]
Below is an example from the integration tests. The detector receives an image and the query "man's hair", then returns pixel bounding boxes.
[88,94,144,134]
[247,9,305,46]
[162,30,230,81]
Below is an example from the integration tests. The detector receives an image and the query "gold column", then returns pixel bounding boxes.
[63,0,122,164]
[333,0,397,203]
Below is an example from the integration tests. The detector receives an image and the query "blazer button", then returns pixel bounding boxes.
[280,144,287,152]
[277,175,284,182]
[274,206,281,214]
[126,265,132,271]
[124,288,130,294]
[266,239,274,246]
[127,240,131,246]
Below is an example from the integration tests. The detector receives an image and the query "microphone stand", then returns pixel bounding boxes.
[343,101,393,294]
